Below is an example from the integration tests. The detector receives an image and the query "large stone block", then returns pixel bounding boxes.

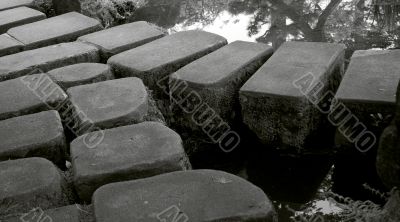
[0,74,67,120]
[71,122,190,202]
[108,30,227,96]
[240,41,345,152]
[0,7,46,34]
[0,158,68,215]
[67,77,148,132]
[5,205,81,222]
[0,42,100,82]
[0,0,34,11]
[78,21,165,61]
[0,34,23,57]
[0,111,66,165]
[7,12,102,50]
[47,63,114,90]
[93,170,277,222]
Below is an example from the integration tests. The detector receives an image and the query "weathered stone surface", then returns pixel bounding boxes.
[240,41,345,151]
[48,63,114,90]
[93,170,277,222]
[78,21,165,61]
[67,77,148,132]
[0,42,100,82]
[0,158,67,214]
[0,0,34,11]
[72,122,190,202]
[0,34,23,57]
[0,74,67,121]
[0,7,46,34]
[6,205,81,222]
[170,41,273,135]
[7,12,102,50]
[108,30,227,95]
[0,111,66,165]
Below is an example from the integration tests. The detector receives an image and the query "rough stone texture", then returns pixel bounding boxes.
[71,122,191,202]
[6,205,81,222]
[108,30,227,97]
[78,21,165,61]
[0,42,100,82]
[0,111,66,165]
[0,0,34,11]
[7,12,102,50]
[0,74,67,121]
[48,63,114,90]
[93,170,277,222]
[0,7,46,34]
[67,77,149,132]
[0,34,24,57]
[0,158,68,215]
[171,41,273,135]
[240,41,346,152]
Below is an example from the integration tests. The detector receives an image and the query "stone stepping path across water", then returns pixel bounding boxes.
[48,63,114,90]
[0,74,67,121]
[78,21,165,61]
[240,41,346,152]
[0,42,100,82]
[0,34,23,57]
[93,169,277,222]
[108,30,227,96]
[0,7,46,34]
[0,0,34,12]
[7,12,102,50]
[67,77,149,132]
[0,158,68,215]
[71,122,190,202]
[0,111,66,165]
[6,205,81,222]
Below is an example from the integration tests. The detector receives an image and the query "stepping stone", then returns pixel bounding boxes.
[0,34,23,57]
[78,21,165,61]
[0,0,34,11]
[93,170,277,222]
[71,122,191,202]
[6,205,81,222]
[170,41,273,140]
[0,7,46,34]
[0,158,68,215]
[48,63,114,90]
[240,41,346,151]
[108,30,227,97]
[0,42,100,82]
[0,74,67,121]
[67,77,148,132]
[7,12,102,50]
[0,111,66,165]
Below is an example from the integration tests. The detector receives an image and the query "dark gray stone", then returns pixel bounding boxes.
[93,170,277,222]
[0,7,46,34]
[0,42,100,82]
[0,34,23,57]
[0,0,34,11]
[47,63,114,90]
[6,205,81,222]
[71,122,190,202]
[7,12,102,50]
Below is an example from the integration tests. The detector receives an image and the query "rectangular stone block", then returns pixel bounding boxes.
[7,12,102,50]
[6,205,81,222]
[0,74,68,121]
[0,111,66,165]
[78,21,165,61]
[0,42,100,82]
[240,41,346,152]
[0,0,34,11]
[0,34,24,57]
[0,7,46,34]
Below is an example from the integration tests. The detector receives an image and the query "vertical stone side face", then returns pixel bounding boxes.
[0,34,24,57]
[240,41,346,152]
[0,7,46,34]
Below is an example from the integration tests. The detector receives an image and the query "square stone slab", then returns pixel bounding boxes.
[71,122,191,202]
[93,170,277,222]
[0,7,46,34]
[0,42,100,82]
[48,63,114,90]
[78,21,165,61]
[0,158,68,215]
[0,0,34,11]
[240,41,346,152]
[0,111,66,165]
[0,74,67,121]
[6,205,81,222]
[7,12,102,50]
[0,34,23,57]
[67,77,149,132]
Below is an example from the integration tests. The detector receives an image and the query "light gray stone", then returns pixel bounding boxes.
[0,7,46,34]
[0,0,34,12]
[0,34,23,57]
